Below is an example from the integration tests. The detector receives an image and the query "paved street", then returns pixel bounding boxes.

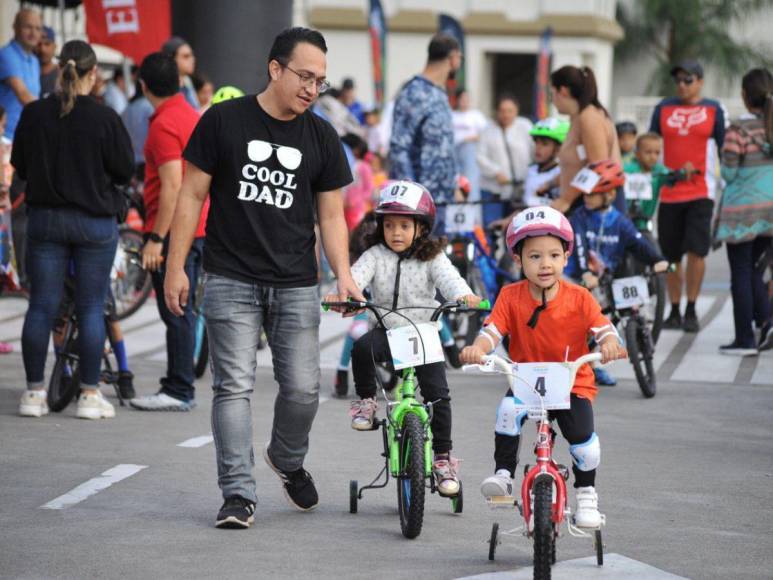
[1,251,772,579]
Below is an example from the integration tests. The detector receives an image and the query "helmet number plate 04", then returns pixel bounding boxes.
[570,167,601,194]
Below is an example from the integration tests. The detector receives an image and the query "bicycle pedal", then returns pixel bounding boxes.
[486,495,517,509]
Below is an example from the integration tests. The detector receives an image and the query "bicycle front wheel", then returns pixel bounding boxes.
[532,474,555,579]
[112,228,152,320]
[48,321,80,412]
[193,319,209,379]
[396,413,426,539]
[626,318,657,398]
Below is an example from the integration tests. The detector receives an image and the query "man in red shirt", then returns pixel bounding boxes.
[131,52,208,411]
[649,60,726,332]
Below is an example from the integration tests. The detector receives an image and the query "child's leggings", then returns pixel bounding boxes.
[494,393,598,488]
[352,328,452,454]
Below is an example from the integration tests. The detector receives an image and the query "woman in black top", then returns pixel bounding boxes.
[12,40,134,420]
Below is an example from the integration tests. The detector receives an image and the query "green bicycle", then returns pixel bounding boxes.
[322,298,490,539]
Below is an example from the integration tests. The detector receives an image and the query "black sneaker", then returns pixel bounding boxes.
[663,311,682,330]
[758,321,773,352]
[117,371,135,400]
[682,312,700,333]
[333,369,348,399]
[444,343,462,369]
[719,342,758,357]
[262,445,319,511]
[215,496,256,529]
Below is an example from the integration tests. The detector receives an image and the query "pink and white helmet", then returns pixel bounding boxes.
[505,206,574,255]
[375,180,437,229]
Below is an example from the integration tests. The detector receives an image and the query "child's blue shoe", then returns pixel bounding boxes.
[594,367,617,386]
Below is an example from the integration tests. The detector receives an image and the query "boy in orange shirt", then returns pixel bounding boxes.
[460,206,626,527]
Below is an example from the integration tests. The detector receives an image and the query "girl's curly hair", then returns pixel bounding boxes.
[364,218,447,261]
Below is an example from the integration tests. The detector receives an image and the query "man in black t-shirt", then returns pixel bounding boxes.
[164,28,360,529]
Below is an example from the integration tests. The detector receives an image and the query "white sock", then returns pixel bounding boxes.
[496,469,512,478]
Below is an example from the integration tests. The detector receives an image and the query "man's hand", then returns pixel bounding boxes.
[599,335,627,364]
[331,275,365,316]
[164,268,190,317]
[581,272,599,289]
[460,294,483,307]
[496,172,510,186]
[460,345,486,365]
[653,260,669,273]
[141,240,164,272]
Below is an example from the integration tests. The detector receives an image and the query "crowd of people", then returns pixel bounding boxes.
[0,8,771,531]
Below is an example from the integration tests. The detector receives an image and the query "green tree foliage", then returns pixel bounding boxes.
[616,0,773,95]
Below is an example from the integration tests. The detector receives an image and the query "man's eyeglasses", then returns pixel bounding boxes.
[281,63,330,94]
[674,75,695,86]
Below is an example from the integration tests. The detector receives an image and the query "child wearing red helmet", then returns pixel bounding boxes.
[328,180,482,497]
[460,205,626,528]
[565,160,669,386]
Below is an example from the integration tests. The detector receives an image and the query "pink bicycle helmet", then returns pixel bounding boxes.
[505,205,574,255]
[375,180,437,229]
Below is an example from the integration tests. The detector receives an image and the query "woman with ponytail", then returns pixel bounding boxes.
[11,40,134,419]
[716,68,773,355]
[549,65,624,214]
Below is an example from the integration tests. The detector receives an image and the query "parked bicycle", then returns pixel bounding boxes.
[322,298,490,539]
[463,352,606,577]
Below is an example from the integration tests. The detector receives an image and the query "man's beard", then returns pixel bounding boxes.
[447,69,457,81]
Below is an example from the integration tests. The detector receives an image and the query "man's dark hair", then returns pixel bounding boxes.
[139,52,179,98]
[268,27,327,66]
[427,33,459,63]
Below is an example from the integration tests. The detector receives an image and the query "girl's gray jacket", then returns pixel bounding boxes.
[351,243,473,329]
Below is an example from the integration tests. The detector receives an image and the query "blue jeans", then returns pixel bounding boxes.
[727,237,772,347]
[204,274,321,503]
[149,236,204,402]
[481,189,506,249]
[22,206,118,387]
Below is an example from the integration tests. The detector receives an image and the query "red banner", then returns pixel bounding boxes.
[84,0,170,63]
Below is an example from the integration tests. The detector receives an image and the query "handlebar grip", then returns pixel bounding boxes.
[478,299,491,310]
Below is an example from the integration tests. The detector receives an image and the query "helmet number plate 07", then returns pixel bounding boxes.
[571,167,601,194]
[387,322,445,370]
[380,182,424,210]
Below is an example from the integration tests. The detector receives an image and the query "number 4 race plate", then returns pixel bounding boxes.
[387,323,445,370]
[612,275,650,309]
[510,362,573,412]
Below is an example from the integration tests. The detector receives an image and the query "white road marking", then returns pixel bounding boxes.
[177,434,214,448]
[456,552,687,579]
[40,464,147,510]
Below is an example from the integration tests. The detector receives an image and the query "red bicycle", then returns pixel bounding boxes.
[463,353,605,578]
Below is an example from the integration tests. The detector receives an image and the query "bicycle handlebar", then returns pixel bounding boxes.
[462,352,603,381]
[321,299,491,325]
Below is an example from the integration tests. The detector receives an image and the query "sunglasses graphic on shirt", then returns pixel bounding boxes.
[247,140,302,171]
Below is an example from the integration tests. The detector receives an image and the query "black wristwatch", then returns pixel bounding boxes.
[147,232,164,244]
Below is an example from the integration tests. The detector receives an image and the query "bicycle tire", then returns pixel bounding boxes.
[193,322,209,379]
[533,474,555,580]
[649,272,666,345]
[396,413,426,539]
[625,318,657,398]
[488,522,499,561]
[113,228,152,321]
[48,320,80,412]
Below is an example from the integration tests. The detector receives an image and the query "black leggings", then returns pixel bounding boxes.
[351,328,452,454]
[494,393,596,488]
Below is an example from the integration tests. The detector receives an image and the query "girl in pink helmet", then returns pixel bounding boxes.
[460,205,626,528]
[327,179,482,497]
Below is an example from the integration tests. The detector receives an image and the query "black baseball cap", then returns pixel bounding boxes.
[670,60,703,79]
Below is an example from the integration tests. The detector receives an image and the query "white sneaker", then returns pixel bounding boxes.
[76,391,116,420]
[574,486,602,528]
[129,392,195,411]
[480,470,515,498]
[19,390,49,418]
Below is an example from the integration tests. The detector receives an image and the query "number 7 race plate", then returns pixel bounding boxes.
[386,322,445,370]
[510,362,573,412]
